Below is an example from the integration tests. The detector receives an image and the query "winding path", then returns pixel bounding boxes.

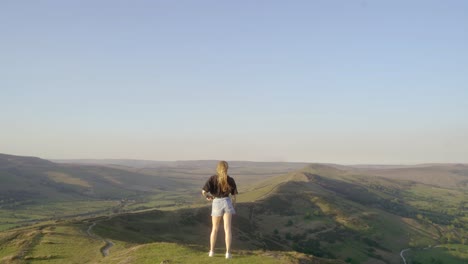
[400,248,410,264]
[101,239,114,256]
[87,222,114,257]
[86,222,96,237]
[400,245,443,264]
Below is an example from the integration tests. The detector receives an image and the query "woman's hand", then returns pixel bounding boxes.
[202,190,214,201]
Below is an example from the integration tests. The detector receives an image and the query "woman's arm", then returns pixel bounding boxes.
[231,194,236,208]
[202,190,213,201]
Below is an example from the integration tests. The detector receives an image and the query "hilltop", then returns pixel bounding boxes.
[0,222,344,264]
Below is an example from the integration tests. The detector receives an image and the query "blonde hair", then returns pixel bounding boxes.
[216,160,230,193]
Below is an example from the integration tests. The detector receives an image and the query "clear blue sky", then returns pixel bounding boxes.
[1,0,467,163]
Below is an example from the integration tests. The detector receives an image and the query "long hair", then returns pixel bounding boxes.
[216,160,230,193]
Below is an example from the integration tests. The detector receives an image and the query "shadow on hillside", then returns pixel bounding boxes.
[91,204,263,250]
[88,171,466,264]
[91,196,342,260]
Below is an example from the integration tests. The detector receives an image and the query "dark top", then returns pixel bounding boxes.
[202,175,238,198]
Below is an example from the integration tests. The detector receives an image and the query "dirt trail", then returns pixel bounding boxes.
[87,222,114,257]
[101,239,114,256]
[400,248,410,264]
[400,244,442,264]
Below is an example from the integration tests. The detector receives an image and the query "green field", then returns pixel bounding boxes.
[405,245,468,264]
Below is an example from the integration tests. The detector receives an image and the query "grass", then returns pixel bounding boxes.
[406,245,468,264]
[1,223,340,264]
[236,175,445,262]
[98,242,337,264]
[46,171,91,188]
[0,224,20,232]
[236,172,304,203]
[23,224,101,263]
[1,160,467,264]
[0,231,21,260]
[0,194,464,264]
[0,200,120,232]
[327,241,369,264]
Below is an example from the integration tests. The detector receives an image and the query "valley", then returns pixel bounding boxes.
[0,154,467,263]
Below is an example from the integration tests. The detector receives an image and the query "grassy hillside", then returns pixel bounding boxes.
[235,164,468,263]
[0,154,180,199]
[0,154,183,231]
[98,242,343,264]
[0,154,305,232]
[2,156,467,263]
[350,164,468,189]
[0,221,343,264]
[86,163,467,264]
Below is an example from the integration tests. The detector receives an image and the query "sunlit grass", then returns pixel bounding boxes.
[99,242,327,264]
[46,171,91,188]
[26,224,103,263]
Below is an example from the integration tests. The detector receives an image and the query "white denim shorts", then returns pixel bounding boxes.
[211,197,236,217]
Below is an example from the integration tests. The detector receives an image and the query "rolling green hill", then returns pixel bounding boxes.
[87,163,467,264]
[0,153,183,231]
[0,153,181,201]
[0,220,344,264]
[0,154,305,232]
[1,155,467,263]
[350,164,468,189]
[236,164,468,263]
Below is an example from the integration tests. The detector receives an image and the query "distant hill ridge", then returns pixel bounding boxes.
[0,153,54,167]
[0,153,180,201]
[287,162,468,189]
[52,158,309,169]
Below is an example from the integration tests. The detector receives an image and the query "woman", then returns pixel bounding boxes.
[201,160,238,259]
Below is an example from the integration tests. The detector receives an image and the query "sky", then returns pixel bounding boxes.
[1,0,467,164]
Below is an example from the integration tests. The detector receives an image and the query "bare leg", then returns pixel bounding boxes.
[223,213,232,253]
[210,216,222,252]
